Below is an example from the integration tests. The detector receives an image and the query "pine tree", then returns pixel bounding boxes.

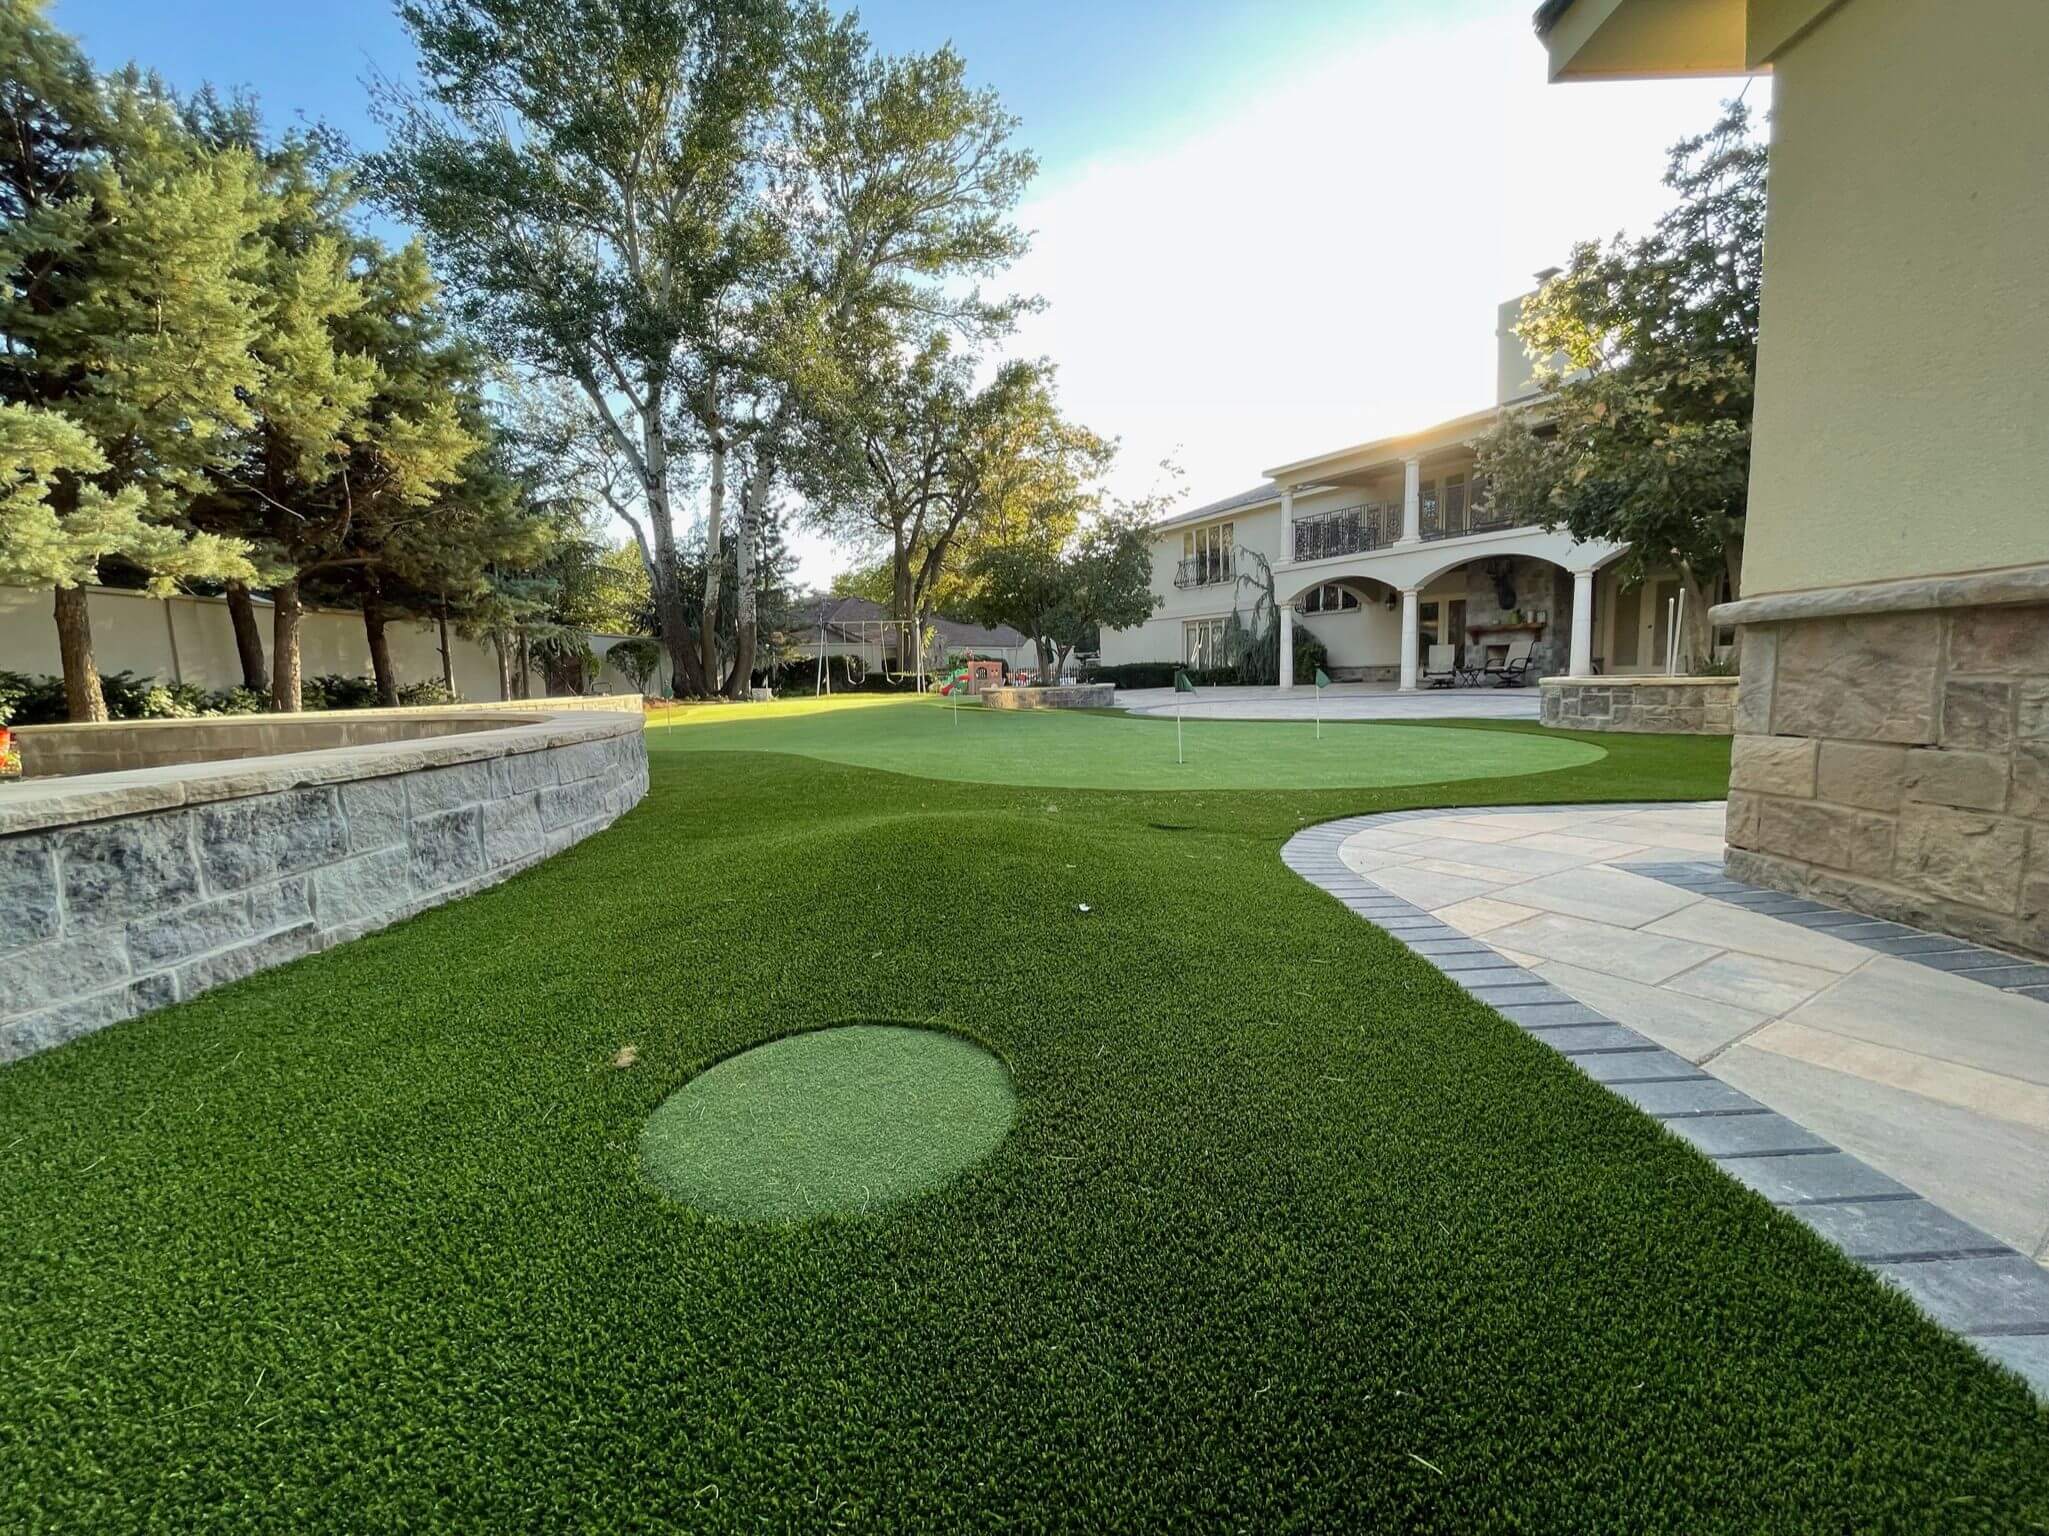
[0,0,260,718]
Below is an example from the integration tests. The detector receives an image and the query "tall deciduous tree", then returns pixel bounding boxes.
[1475,103,1764,666]
[367,0,1037,697]
[803,343,1109,648]
[365,0,794,698]
[701,6,1036,695]
[0,0,260,718]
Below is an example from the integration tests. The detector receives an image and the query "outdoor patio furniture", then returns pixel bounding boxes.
[1485,638,1536,687]
[1420,643,1459,687]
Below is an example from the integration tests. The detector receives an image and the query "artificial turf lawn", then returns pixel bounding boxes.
[645,692,1607,788]
[639,1024,1016,1221]
[3,709,2047,1531]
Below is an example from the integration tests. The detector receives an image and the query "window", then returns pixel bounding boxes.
[1183,618,1228,671]
[1441,473,1468,536]
[1180,521,1234,585]
[1300,582,1360,614]
[1419,600,1440,653]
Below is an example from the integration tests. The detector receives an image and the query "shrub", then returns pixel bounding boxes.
[604,637,662,694]
[1083,661,1253,689]
[0,669,460,723]
[205,687,269,715]
[397,678,462,706]
[0,671,67,726]
[301,674,380,712]
[1089,661,1178,689]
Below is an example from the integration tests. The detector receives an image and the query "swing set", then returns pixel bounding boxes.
[809,617,940,695]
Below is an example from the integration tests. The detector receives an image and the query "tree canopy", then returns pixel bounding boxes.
[1474,101,1765,666]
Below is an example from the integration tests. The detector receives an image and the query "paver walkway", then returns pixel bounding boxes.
[1283,801,2049,1396]
[1116,682,1541,721]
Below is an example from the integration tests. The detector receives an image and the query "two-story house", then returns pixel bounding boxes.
[1101,287,1730,689]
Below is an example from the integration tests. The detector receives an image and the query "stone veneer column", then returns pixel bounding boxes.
[1719,571,2049,959]
[1278,603,1295,690]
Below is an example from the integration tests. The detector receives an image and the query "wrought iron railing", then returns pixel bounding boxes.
[1420,499,1535,541]
[1173,554,1233,589]
[1291,503,1402,563]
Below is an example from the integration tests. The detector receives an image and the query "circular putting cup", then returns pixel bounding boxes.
[641,1024,1015,1222]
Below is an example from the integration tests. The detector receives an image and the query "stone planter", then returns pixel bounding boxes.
[979,684,1116,710]
[1540,675,1737,735]
[0,704,648,1061]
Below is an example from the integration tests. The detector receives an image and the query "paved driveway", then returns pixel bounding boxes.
[1115,681,1540,721]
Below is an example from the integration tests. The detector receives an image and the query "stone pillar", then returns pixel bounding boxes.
[1398,588,1420,691]
[1280,486,1295,565]
[1399,457,1422,545]
[1569,569,1595,677]
[1278,603,1295,690]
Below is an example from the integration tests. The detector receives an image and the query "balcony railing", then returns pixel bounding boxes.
[1291,503,1402,563]
[1173,554,1234,589]
[1420,499,1537,541]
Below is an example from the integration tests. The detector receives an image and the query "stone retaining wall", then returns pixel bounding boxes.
[1722,593,2049,960]
[1540,675,1737,734]
[14,694,643,778]
[0,708,648,1061]
[980,684,1116,710]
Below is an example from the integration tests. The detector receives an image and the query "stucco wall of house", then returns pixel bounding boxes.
[1742,0,2049,599]
[1100,498,1286,667]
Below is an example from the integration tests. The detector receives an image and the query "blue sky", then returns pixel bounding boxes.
[51,0,1750,582]
[54,0,1450,177]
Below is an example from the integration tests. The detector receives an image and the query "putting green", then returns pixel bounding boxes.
[646,695,1604,790]
[641,1025,1016,1221]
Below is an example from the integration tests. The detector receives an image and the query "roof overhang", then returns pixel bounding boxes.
[1262,402,1510,487]
[1535,0,1832,80]
[1150,490,1283,535]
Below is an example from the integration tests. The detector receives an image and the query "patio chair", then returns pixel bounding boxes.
[1420,643,1459,688]
[1486,638,1536,687]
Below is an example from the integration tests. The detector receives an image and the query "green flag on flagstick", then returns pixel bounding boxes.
[1313,667,1330,689]
[1174,670,1196,694]
[1312,666,1329,739]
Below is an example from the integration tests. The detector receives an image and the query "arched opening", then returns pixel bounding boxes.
[1402,552,1580,684]
[1282,576,1403,684]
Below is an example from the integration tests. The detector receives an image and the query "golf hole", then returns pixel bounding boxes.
[640,1024,1015,1222]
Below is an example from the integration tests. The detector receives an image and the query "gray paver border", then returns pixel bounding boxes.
[1621,861,2049,1000]
[1280,800,2049,1398]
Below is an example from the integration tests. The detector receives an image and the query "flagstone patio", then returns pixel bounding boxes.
[1115,681,1542,721]
[1285,799,2049,1395]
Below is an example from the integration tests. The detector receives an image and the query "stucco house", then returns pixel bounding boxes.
[1099,289,1732,690]
[1537,0,2049,959]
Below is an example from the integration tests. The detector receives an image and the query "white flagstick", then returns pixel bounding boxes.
[1176,702,1183,765]
[1315,683,1321,741]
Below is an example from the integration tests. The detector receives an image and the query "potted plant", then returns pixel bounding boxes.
[0,724,19,780]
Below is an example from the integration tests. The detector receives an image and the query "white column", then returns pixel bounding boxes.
[1278,603,1295,689]
[1398,588,1420,691]
[1569,569,1595,678]
[1279,487,1295,564]
[1398,457,1422,545]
